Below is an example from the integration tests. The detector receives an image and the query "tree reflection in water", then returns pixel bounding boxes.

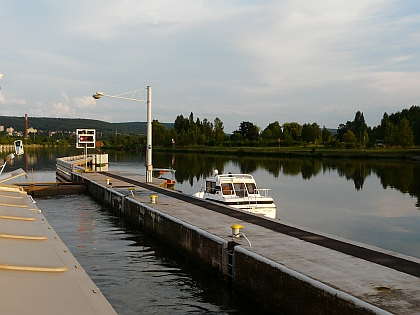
[153,152,420,209]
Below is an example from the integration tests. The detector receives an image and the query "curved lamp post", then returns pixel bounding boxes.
[93,86,153,183]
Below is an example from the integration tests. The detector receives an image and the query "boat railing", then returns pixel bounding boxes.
[255,188,271,197]
[218,174,254,180]
[223,187,271,198]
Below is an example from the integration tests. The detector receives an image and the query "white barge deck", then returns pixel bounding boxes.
[0,183,117,315]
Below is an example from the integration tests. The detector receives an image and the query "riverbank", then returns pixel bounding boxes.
[6,142,419,161]
[154,146,420,160]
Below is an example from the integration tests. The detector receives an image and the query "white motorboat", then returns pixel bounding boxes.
[193,170,277,218]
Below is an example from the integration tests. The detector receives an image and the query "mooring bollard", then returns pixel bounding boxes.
[128,187,135,197]
[150,195,158,204]
[231,224,244,237]
[106,178,111,185]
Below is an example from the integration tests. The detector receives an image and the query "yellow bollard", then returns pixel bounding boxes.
[150,195,158,204]
[106,178,111,185]
[231,224,244,237]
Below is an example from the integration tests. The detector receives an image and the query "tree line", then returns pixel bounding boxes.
[1,105,419,149]
[151,105,420,148]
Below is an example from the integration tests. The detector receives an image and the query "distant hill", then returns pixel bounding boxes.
[0,116,173,135]
[328,128,337,136]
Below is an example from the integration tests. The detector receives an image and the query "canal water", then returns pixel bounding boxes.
[7,147,420,259]
[36,195,272,315]
[116,150,420,260]
[4,147,420,313]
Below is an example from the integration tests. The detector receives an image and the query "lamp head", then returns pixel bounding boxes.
[4,153,14,162]
[93,91,103,99]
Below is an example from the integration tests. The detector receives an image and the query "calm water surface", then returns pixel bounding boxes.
[36,195,275,315]
[114,152,420,259]
[4,147,420,314]
[7,148,420,259]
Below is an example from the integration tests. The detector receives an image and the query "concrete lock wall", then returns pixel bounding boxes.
[85,180,229,277]
[79,175,393,315]
[233,247,383,315]
[125,200,228,275]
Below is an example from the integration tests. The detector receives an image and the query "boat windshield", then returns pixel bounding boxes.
[246,183,256,194]
[221,183,233,195]
[206,181,216,194]
[232,182,257,197]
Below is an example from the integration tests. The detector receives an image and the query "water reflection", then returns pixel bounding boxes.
[153,153,420,209]
[5,147,420,258]
[36,195,277,315]
[8,148,420,210]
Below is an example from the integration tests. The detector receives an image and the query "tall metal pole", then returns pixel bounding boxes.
[93,87,152,183]
[146,86,153,183]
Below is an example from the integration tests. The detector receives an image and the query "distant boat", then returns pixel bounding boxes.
[193,169,277,218]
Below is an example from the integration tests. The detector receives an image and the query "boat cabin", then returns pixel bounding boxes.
[205,174,263,198]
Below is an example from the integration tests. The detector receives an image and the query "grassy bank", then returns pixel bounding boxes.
[154,146,420,160]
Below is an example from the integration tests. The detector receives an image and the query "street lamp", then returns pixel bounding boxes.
[93,86,153,183]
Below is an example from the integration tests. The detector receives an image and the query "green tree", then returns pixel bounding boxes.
[336,121,352,142]
[261,128,273,140]
[282,122,302,142]
[152,120,170,146]
[201,118,214,144]
[301,123,314,143]
[397,118,414,147]
[235,121,260,141]
[281,130,293,146]
[213,117,226,143]
[174,114,189,134]
[261,121,282,140]
[301,123,321,144]
[353,111,367,143]
[322,127,332,143]
[343,130,357,143]
[187,123,201,145]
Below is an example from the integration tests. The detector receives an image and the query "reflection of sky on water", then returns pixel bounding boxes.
[5,153,420,259]
[174,162,420,259]
[256,167,420,259]
[36,195,271,315]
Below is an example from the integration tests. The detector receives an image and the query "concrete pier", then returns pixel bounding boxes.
[74,170,420,315]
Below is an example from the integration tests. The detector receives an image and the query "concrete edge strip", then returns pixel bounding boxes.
[235,246,394,315]
[0,263,68,272]
[0,202,27,208]
[0,233,48,240]
[0,215,36,221]
[0,195,24,199]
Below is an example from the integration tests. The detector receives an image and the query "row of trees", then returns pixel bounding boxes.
[2,106,418,149]
[336,107,419,147]
[151,105,420,148]
[0,132,72,147]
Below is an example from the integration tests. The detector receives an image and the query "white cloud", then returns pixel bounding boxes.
[52,103,73,115]
[0,93,26,106]
[75,96,96,108]
[1,0,420,131]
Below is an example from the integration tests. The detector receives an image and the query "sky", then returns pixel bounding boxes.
[1,0,420,133]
